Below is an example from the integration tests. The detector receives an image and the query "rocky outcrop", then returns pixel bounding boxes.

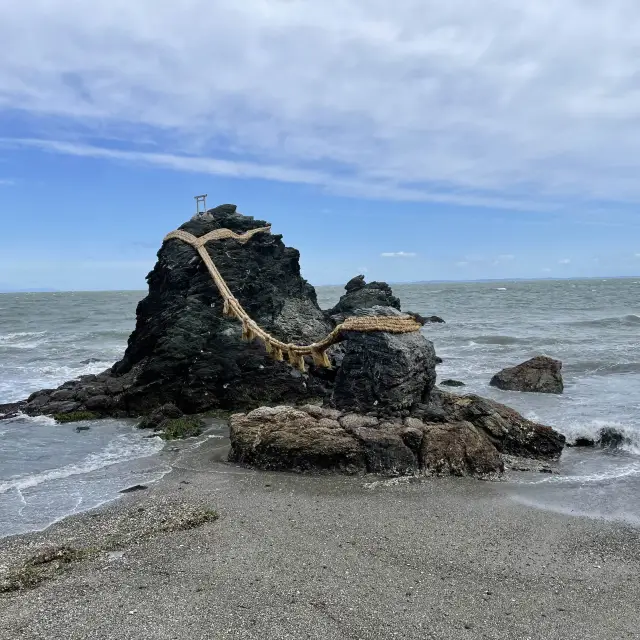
[330,308,437,415]
[433,390,566,459]
[490,356,564,394]
[327,276,401,321]
[228,396,562,478]
[18,204,336,418]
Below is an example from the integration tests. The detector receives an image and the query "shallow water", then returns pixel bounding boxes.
[1,279,639,535]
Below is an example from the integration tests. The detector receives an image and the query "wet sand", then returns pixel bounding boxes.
[1,432,639,640]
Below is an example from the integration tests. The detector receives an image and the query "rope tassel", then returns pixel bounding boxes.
[311,348,332,369]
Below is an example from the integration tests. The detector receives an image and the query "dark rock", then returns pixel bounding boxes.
[20,204,334,417]
[568,437,596,448]
[44,401,80,415]
[598,427,628,449]
[50,389,75,401]
[84,395,114,413]
[328,277,401,319]
[119,484,148,494]
[438,391,565,459]
[0,402,24,420]
[421,422,504,478]
[138,403,184,430]
[331,312,437,414]
[435,357,443,365]
[350,426,418,475]
[345,274,366,293]
[490,356,564,394]
[80,358,102,365]
[406,312,445,325]
[75,426,90,432]
[440,379,465,387]
[27,389,55,403]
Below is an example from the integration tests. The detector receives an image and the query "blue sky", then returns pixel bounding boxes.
[1,1,639,291]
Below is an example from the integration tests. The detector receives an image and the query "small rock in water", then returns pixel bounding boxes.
[440,379,465,387]
[490,356,564,394]
[119,485,148,494]
[568,437,596,448]
[75,425,90,432]
[598,427,627,449]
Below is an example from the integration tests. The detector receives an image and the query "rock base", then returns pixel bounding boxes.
[229,393,565,479]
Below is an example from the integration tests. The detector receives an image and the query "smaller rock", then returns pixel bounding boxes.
[138,403,184,430]
[435,357,443,365]
[75,426,90,432]
[345,274,366,293]
[84,395,114,412]
[440,379,466,388]
[50,389,75,401]
[568,437,596,448]
[119,485,148,494]
[598,427,628,449]
[490,356,564,394]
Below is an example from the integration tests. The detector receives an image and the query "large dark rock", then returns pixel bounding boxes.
[490,356,564,394]
[330,308,437,415]
[19,204,334,418]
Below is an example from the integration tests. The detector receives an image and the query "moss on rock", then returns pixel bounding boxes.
[53,411,99,424]
[160,417,204,440]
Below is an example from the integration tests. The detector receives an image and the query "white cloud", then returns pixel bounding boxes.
[456,261,469,267]
[558,258,571,264]
[498,254,515,261]
[542,267,552,273]
[0,178,14,186]
[635,253,640,258]
[3,2,640,207]
[381,251,417,258]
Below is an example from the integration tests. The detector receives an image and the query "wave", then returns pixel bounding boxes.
[0,331,49,350]
[566,314,640,329]
[561,420,640,456]
[0,433,163,495]
[565,361,640,376]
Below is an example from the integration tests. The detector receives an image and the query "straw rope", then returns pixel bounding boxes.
[163,226,421,371]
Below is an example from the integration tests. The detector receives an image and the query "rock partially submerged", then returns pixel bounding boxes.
[490,356,564,394]
[569,427,631,450]
[440,379,465,387]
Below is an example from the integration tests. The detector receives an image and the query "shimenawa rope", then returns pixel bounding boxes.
[163,226,421,371]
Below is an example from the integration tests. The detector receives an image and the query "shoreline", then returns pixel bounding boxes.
[2,434,639,639]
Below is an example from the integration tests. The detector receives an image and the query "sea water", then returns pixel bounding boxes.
[1,280,639,536]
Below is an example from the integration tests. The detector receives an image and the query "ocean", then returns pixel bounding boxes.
[1,279,639,537]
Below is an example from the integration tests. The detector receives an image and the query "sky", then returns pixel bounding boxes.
[1,0,640,291]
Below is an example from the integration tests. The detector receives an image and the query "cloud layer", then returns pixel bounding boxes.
[2,1,640,208]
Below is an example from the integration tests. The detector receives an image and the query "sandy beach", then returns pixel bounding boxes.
[1,427,638,640]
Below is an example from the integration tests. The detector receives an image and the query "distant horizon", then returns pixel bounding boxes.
[2,274,638,295]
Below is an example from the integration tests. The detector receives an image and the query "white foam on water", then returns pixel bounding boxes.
[0,433,164,495]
